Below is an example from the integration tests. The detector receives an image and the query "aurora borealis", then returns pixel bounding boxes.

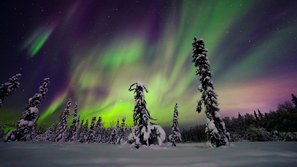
[0,0,297,128]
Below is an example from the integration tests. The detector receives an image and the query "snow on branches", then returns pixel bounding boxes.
[192,38,229,147]
[5,78,49,141]
[128,82,166,148]
[0,73,21,106]
[169,103,182,146]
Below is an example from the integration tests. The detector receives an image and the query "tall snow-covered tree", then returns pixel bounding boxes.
[87,116,96,143]
[169,103,182,146]
[5,78,49,141]
[192,38,229,147]
[68,102,79,142]
[55,100,71,142]
[0,73,21,106]
[128,82,166,148]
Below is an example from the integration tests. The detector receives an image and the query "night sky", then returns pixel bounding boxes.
[1,0,297,128]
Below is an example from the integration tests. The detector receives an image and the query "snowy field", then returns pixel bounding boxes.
[0,142,296,167]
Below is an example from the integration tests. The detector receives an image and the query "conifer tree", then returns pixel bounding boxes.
[128,82,166,148]
[117,116,126,144]
[253,110,259,121]
[81,119,89,143]
[87,116,96,143]
[45,123,57,142]
[291,94,297,108]
[95,116,103,143]
[169,103,182,146]
[257,109,264,120]
[109,120,119,144]
[192,38,229,147]
[55,100,71,142]
[0,73,21,106]
[68,102,79,142]
[254,110,261,127]
[5,78,49,141]
[78,119,85,143]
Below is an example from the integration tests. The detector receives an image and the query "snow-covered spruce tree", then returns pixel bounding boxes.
[45,123,57,142]
[95,116,103,143]
[169,103,182,146]
[79,119,89,143]
[109,120,120,144]
[5,78,49,141]
[192,38,229,147]
[87,116,96,143]
[128,82,166,148]
[78,119,85,143]
[117,116,127,144]
[0,73,21,106]
[67,102,79,142]
[55,100,71,142]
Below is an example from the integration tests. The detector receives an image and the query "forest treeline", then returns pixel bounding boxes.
[181,94,297,142]
[1,94,297,142]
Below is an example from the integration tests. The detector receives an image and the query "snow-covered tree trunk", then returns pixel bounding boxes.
[128,82,166,148]
[0,73,21,106]
[55,100,71,142]
[192,38,229,147]
[169,103,182,146]
[87,116,96,143]
[68,102,79,142]
[5,78,49,141]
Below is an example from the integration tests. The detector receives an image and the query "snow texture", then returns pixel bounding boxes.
[0,142,296,167]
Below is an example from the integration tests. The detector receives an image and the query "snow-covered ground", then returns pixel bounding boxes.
[0,142,296,167]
